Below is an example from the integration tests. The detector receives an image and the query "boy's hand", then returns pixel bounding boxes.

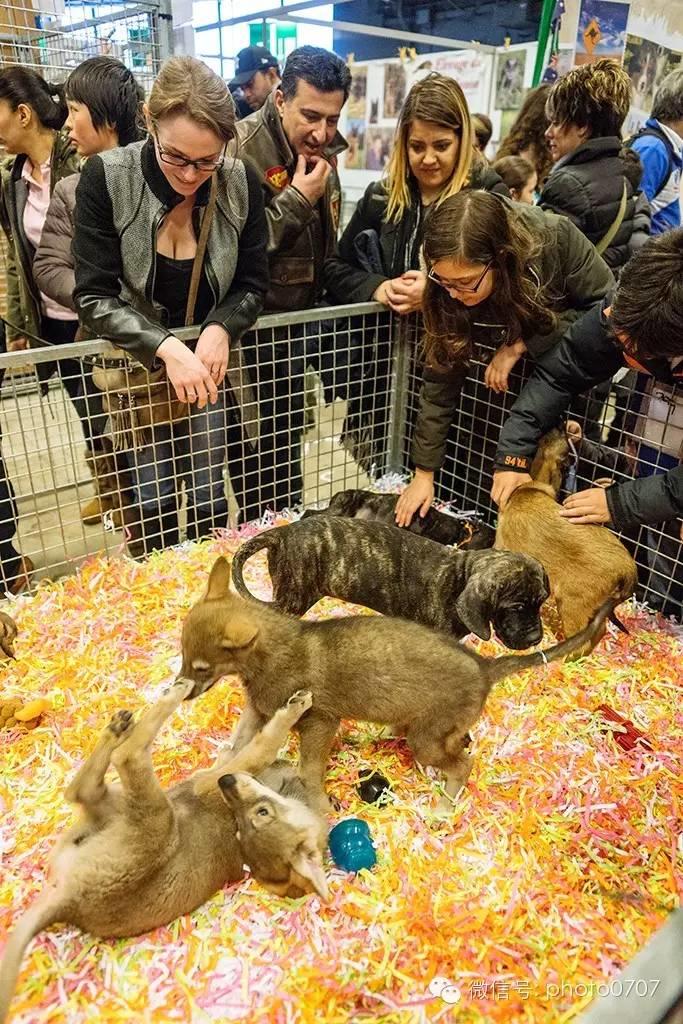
[560,487,611,525]
[491,470,532,508]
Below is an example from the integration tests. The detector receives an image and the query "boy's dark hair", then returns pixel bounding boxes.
[472,113,493,149]
[610,228,683,360]
[66,57,144,146]
[280,46,351,102]
[0,66,66,130]
[545,58,631,138]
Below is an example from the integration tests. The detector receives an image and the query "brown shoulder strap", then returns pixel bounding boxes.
[185,174,218,327]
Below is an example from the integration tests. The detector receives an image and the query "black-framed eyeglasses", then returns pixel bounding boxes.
[427,260,492,294]
[154,130,225,172]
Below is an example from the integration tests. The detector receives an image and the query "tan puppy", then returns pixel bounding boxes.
[0,685,327,1024]
[496,430,637,657]
[0,610,17,659]
[181,558,616,816]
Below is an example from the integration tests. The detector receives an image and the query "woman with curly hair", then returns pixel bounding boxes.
[394,189,614,525]
[324,73,508,314]
[540,58,650,271]
[496,85,553,185]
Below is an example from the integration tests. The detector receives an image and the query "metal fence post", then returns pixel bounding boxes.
[385,313,411,476]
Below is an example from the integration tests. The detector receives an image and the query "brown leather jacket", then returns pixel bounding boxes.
[232,94,347,311]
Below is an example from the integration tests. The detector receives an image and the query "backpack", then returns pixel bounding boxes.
[626,124,676,199]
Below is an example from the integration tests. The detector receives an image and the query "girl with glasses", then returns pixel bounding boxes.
[72,56,268,556]
[394,189,615,527]
[325,73,510,315]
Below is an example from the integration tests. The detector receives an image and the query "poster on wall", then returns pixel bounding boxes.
[344,119,366,169]
[494,50,526,109]
[365,126,394,171]
[347,65,367,120]
[574,0,629,66]
[383,64,407,118]
[623,35,682,115]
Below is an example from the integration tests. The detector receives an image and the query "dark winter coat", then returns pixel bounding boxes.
[494,300,683,530]
[323,164,510,305]
[539,137,650,272]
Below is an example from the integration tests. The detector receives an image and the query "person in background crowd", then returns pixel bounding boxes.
[228,84,252,121]
[33,56,144,533]
[394,189,614,526]
[492,155,537,204]
[232,45,350,511]
[324,73,509,314]
[472,113,493,155]
[495,84,553,187]
[72,56,268,555]
[540,59,650,272]
[628,68,683,235]
[0,66,81,591]
[230,45,281,114]
[491,230,683,618]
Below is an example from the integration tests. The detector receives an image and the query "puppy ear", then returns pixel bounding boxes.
[222,612,259,650]
[290,848,330,902]
[206,556,232,601]
[455,578,491,640]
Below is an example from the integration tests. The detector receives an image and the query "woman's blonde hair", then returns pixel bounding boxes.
[147,55,235,143]
[384,73,475,222]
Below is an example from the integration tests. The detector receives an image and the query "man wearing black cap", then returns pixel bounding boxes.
[230,45,280,113]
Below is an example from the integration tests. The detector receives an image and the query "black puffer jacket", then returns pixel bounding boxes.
[324,165,510,305]
[539,138,650,272]
[495,301,683,530]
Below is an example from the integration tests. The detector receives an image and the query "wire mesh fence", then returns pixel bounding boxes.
[0,305,680,620]
[400,315,683,621]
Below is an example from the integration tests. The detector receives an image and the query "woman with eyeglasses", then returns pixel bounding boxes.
[73,56,268,556]
[324,73,509,314]
[394,189,615,526]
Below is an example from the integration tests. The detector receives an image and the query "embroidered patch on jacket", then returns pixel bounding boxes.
[503,455,530,469]
[265,166,289,191]
[330,188,341,232]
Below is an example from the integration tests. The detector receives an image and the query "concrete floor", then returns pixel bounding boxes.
[1,374,372,587]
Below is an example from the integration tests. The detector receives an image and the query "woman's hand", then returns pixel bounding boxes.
[484,340,527,393]
[395,468,434,527]
[195,323,230,387]
[491,470,533,508]
[7,335,29,352]
[386,270,426,315]
[156,335,218,408]
[560,487,612,525]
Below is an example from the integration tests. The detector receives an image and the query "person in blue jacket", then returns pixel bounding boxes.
[629,69,683,235]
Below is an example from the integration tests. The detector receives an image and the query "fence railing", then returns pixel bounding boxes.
[0,304,680,620]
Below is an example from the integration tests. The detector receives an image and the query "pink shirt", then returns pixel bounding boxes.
[21,158,77,322]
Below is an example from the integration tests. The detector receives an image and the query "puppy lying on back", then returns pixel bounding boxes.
[496,430,638,658]
[0,686,327,1024]
[232,517,549,650]
[182,557,616,816]
[302,489,495,549]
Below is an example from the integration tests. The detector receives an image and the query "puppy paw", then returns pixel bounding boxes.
[108,709,134,738]
[287,690,313,714]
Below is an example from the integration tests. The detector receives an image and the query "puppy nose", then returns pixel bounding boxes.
[218,774,237,792]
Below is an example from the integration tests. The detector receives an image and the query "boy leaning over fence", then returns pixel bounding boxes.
[491,230,683,612]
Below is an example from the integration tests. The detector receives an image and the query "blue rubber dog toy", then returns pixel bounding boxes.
[328,818,377,872]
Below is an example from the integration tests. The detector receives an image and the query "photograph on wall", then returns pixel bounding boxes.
[365,126,395,172]
[623,35,681,114]
[494,50,526,109]
[366,61,384,124]
[574,0,629,66]
[347,65,367,120]
[344,119,366,169]
[383,63,407,119]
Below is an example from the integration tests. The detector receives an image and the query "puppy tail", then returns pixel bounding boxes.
[230,533,278,605]
[486,597,618,684]
[0,894,67,1024]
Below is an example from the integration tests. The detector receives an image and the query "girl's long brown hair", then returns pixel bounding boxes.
[422,190,557,368]
[496,84,553,183]
[385,73,476,222]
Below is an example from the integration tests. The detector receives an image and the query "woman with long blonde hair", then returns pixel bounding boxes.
[324,73,509,313]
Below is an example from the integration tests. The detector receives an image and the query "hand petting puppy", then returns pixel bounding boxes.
[560,486,611,525]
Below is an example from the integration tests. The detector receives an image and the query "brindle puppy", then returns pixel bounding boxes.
[232,517,549,649]
[302,489,495,549]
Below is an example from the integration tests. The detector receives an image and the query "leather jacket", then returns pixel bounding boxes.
[233,93,347,311]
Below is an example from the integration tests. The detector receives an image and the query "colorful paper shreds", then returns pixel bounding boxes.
[0,524,681,1024]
